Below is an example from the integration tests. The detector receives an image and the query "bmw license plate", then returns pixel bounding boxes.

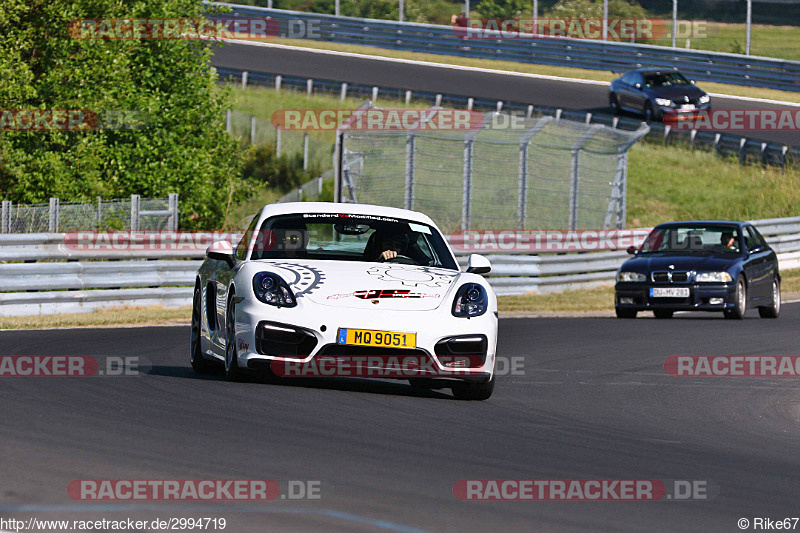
[337,328,417,349]
[650,287,690,298]
[680,104,696,111]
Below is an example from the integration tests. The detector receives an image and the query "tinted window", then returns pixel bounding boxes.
[643,72,690,88]
[746,226,768,251]
[640,225,741,254]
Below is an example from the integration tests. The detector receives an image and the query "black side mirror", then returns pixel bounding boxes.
[626,245,638,255]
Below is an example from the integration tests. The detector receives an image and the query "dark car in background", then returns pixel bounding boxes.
[609,68,711,121]
[615,221,780,319]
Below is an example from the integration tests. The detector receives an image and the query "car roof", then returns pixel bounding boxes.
[259,202,438,227]
[653,220,748,228]
[629,67,680,74]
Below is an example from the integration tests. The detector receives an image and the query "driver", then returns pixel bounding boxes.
[720,231,736,249]
[371,229,409,262]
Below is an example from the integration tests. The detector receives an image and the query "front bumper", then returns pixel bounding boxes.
[233,298,498,383]
[615,282,736,312]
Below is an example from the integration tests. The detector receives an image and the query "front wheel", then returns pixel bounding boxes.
[615,307,637,319]
[452,375,495,401]
[224,293,247,381]
[643,101,655,122]
[724,277,747,320]
[758,278,781,318]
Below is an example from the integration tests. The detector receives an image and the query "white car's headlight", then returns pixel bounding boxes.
[695,272,732,283]
[616,271,646,282]
[253,272,297,307]
[655,98,673,107]
[452,283,488,317]
[699,94,710,104]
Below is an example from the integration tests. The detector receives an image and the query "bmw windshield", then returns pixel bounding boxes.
[639,225,742,255]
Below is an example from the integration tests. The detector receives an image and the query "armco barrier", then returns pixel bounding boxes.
[212,2,800,92]
[0,216,798,315]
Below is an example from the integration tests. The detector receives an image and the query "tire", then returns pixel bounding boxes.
[643,101,655,122]
[190,286,218,374]
[452,375,495,401]
[615,307,637,319]
[724,276,747,320]
[653,309,674,319]
[758,278,781,319]
[609,93,620,115]
[224,292,246,381]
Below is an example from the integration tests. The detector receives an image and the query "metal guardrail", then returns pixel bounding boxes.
[216,67,799,168]
[214,3,800,92]
[1,216,798,315]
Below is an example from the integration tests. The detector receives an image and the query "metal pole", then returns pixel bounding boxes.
[340,83,348,101]
[335,0,339,16]
[1,200,9,233]
[462,139,473,231]
[250,116,256,145]
[518,141,528,230]
[48,197,59,232]
[275,75,282,92]
[276,127,282,155]
[169,193,179,231]
[130,195,140,231]
[569,150,579,230]
[619,153,628,228]
[602,0,608,41]
[532,0,538,36]
[399,0,404,22]
[303,133,309,171]
[225,109,231,134]
[464,0,469,19]
[404,132,415,210]
[746,0,752,55]
[672,0,677,48]
[242,71,248,90]
[97,196,102,229]
[333,132,342,203]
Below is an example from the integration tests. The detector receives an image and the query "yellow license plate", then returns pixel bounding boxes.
[337,328,417,349]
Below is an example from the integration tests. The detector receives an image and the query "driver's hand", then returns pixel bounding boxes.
[379,250,397,261]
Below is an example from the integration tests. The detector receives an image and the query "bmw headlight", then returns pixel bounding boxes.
[252,272,297,307]
[695,271,732,283]
[452,283,488,318]
[655,98,673,107]
[699,94,710,104]
[616,271,646,282]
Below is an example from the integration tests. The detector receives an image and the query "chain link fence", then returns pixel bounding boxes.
[336,104,649,234]
[0,195,178,233]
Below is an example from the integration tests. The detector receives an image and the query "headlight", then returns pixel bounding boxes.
[655,98,673,107]
[699,94,710,104]
[616,271,646,282]
[695,272,732,283]
[452,283,488,318]
[252,272,297,307]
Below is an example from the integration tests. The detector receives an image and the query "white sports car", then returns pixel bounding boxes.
[190,202,498,400]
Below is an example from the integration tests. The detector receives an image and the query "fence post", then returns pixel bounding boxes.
[404,132,415,210]
[168,193,179,231]
[303,133,309,171]
[340,82,348,101]
[1,200,9,233]
[130,194,140,231]
[275,75,282,92]
[372,86,379,102]
[435,94,442,107]
[242,71,248,89]
[97,197,102,229]
[225,109,231,134]
[462,138,474,231]
[250,116,257,145]
[405,90,412,105]
[48,197,60,232]
[467,98,474,111]
[276,127,282,155]
[569,125,602,230]
[517,139,528,230]
[306,79,313,97]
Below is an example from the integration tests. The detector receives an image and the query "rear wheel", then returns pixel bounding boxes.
[452,375,495,401]
[758,278,781,318]
[615,307,637,319]
[653,309,674,319]
[724,276,747,320]
[224,293,246,381]
[190,287,218,374]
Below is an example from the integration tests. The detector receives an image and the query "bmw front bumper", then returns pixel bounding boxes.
[615,281,736,312]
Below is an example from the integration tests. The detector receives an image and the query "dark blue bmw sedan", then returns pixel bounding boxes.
[614,221,781,319]
[609,68,710,122]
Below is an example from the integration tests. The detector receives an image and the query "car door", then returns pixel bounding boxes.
[743,225,771,301]
[617,73,639,111]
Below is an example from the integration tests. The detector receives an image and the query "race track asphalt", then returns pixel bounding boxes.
[1,302,799,532]
[210,42,800,147]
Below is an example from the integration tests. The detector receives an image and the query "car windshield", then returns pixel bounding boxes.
[248,213,459,269]
[639,225,741,254]
[643,72,690,88]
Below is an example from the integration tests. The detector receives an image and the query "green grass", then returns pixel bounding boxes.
[257,37,800,104]
[0,306,191,330]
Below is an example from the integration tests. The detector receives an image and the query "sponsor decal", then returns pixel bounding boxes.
[366,266,458,288]
[326,289,441,300]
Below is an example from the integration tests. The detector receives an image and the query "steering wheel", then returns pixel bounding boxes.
[382,254,417,265]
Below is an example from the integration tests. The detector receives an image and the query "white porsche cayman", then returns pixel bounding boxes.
[190,202,498,400]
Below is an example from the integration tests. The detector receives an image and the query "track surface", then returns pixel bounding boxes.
[2,304,800,532]
[211,42,800,147]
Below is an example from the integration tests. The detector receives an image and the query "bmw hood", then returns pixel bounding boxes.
[253,260,462,310]
[623,254,735,273]
[648,85,705,101]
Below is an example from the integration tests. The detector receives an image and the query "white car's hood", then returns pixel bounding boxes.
[252,260,462,311]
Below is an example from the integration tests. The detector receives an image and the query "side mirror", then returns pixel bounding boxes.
[626,245,638,255]
[207,240,235,267]
[466,253,491,275]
